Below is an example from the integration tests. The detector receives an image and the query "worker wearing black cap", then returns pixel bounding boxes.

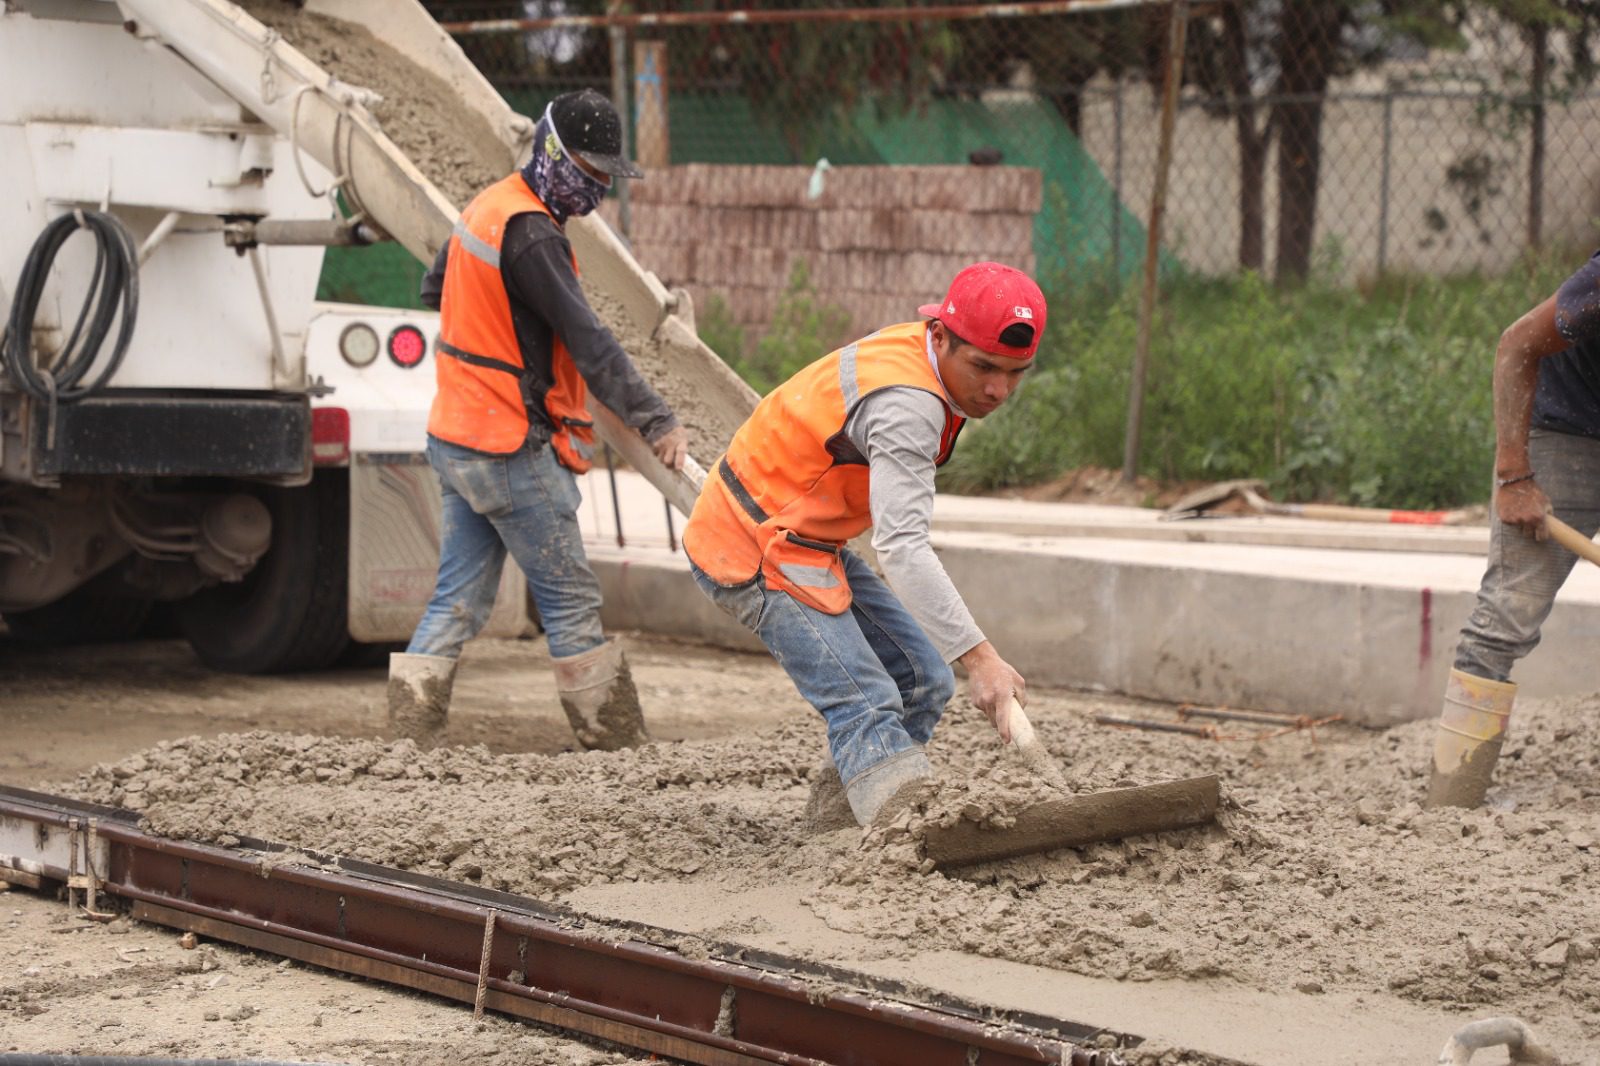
[390,89,687,752]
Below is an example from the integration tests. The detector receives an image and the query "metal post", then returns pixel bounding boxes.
[1377,90,1392,275]
[1527,23,1548,252]
[1120,0,1188,484]
[1111,76,1124,284]
[608,3,632,239]
[604,444,625,548]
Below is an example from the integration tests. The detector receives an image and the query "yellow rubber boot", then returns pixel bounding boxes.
[1425,668,1516,809]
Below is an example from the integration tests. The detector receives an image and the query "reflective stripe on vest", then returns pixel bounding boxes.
[427,175,597,471]
[683,321,964,610]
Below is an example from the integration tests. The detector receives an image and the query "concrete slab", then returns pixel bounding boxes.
[579,471,1600,726]
[934,493,1492,555]
[565,879,1593,1066]
[582,467,1493,554]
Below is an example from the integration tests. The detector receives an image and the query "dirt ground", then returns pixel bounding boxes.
[3,630,1598,1065]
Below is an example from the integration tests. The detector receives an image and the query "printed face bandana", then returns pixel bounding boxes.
[520,105,608,223]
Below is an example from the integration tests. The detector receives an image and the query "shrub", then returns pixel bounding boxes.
[722,260,852,394]
[697,293,748,368]
[940,252,1576,507]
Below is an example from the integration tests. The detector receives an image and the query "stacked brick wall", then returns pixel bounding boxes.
[609,164,1041,349]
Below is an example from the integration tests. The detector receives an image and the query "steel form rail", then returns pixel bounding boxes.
[0,787,1128,1066]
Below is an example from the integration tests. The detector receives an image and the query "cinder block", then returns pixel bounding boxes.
[633,240,693,284]
[819,208,919,252]
[629,205,678,243]
[912,168,970,211]
[818,166,899,209]
[689,244,725,286]
[817,209,863,251]
[744,165,812,207]
[918,211,1036,256]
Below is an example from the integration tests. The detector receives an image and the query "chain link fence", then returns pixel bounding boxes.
[425,1,1600,319]
[393,1,1600,500]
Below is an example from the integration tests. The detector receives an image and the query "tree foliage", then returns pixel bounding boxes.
[632,0,958,160]
[1179,0,1600,283]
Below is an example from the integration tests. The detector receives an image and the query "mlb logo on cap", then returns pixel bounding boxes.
[919,262,1047,360]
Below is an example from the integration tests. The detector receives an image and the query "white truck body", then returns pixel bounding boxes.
[1,0,754,668]
[0,0,527,667]
[302,303,527,644]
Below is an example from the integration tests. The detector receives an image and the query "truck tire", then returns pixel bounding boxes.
[2,591,153,645]
[177,472,350,674]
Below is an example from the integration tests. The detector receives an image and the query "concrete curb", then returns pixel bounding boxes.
[592,536,1600,728]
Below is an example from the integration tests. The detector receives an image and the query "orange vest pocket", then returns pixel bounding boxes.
[761,530,852,615]
[551,416,596,473]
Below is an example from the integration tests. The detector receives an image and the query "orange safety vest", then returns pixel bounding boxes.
[427,174,596,471]
[683,320,965,615]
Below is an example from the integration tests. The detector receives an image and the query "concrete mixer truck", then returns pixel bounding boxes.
[0,0,752,672]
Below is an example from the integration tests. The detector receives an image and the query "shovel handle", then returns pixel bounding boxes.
[681,453,708,492]
[1002,695,1037,748]
[1546,514,1600,568]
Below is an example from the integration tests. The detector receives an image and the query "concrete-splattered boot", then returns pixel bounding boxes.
[387,652,457,747]
[802,759,858,835]
[552,638,650,751]
[1426,668,1516,809]
[844,748,933,827]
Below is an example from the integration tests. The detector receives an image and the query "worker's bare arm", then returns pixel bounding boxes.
[1494,293,1581,536]
[958,640,1026,742]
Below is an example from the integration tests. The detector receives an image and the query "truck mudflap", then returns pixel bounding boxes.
[27,394,309,479]
[346,453,528,643]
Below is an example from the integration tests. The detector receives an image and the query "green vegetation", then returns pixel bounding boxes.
[936,254,1579,507]
[703,261,852,395]
[705,251,1577,509]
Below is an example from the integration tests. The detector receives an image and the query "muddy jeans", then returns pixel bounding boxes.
[408,435,605,660]
[689,551,955,786]
[1455,428,1600,682]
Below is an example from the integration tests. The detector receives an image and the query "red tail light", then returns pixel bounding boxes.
[311,406,350,465]
[388,324,427,368]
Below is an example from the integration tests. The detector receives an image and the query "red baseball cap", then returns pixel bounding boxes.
[918,261,1047,360]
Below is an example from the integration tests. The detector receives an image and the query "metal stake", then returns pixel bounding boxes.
[1120,0,1188,484]
[604,444,625,548]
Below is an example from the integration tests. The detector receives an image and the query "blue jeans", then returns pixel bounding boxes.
[408,435,605,661]
[689,550,955,785]
[1455,428,1600,681]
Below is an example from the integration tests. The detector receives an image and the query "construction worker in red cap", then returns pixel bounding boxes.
[683,262,1047,829]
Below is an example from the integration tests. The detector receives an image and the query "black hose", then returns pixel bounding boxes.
[1,210,140,405]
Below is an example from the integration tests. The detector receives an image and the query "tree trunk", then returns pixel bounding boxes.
[1221,4,1266,272]
[1527,22,1548,251]
[1239,135,1268,271]
[1271,1,1342,285]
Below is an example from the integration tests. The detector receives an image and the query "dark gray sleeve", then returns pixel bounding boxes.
[844,388,986,663]
[420,242,447,310]
[422,240,448,307]
[1554,251,1600,344]
[503,216,678,442]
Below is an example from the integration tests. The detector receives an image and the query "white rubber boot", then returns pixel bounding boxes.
[1426,668,1516,809]
[802,758,858,835]
[387,652,456,747]
[844,748,933,827]
[552,638,649,751]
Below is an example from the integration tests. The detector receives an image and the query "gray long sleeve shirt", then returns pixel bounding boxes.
[422,206,677,446]
[843,387,986,663]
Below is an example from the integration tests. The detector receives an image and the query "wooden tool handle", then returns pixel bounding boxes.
[1002,695,1036,748]
[1546,514,1600,568]
[681,454,708,492]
